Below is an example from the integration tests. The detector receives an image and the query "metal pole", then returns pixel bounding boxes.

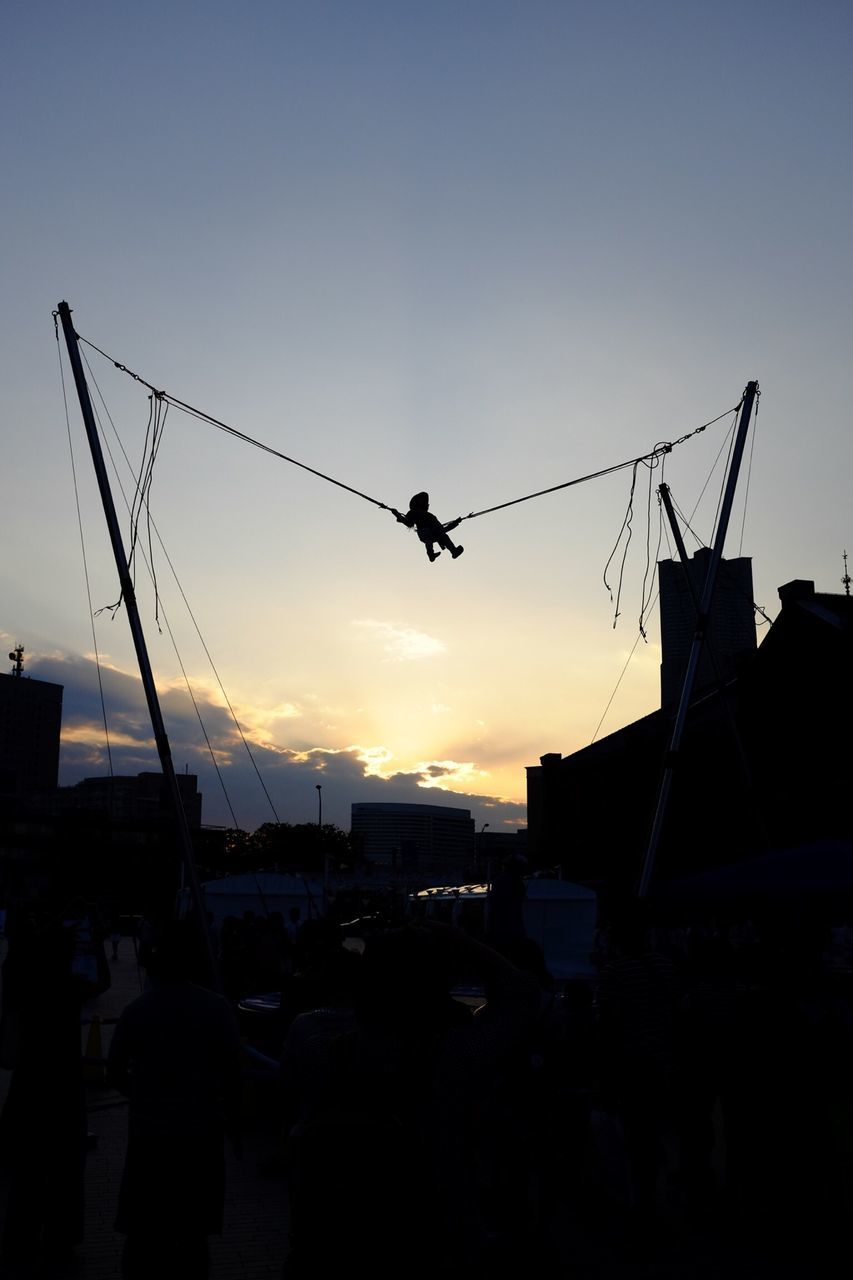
[317,785,328,913]
[638,381,758,898]
[57,301,218,986]
[478,822,489,879]
[658,482,768,852]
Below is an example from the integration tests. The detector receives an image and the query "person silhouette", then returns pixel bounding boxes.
[0,910,92,1274]
[392,492,464,562]
[107,922,242,1280]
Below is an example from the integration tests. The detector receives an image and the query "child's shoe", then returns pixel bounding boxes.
[451,546,465,558]
[428,549,441,562]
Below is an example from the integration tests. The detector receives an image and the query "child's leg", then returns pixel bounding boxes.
[437,532,464,558]
[425,542,440,562]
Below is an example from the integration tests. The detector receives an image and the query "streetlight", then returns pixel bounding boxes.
[317,784,328,914]
[478,823,489,879]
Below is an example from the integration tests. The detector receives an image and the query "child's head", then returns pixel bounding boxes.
[409,492,429,511]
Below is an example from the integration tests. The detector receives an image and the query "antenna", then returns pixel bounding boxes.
[8,644,24,677]
[843,550,851,597]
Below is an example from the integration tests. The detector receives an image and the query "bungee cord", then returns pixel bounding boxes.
[602,461,640,627]
[76,327,745,528]
[61,313,770,820]
[78,334,392,512]
[458,403,739,522]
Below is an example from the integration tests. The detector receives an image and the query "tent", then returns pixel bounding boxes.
[522,877,598,978]
[177,871,325,927]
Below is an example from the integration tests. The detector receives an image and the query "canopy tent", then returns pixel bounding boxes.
[523,877,598,978]
[177,871,324,927]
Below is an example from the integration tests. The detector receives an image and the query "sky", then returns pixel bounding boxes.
[3,2,851,834]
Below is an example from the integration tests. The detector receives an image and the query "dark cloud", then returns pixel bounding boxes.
[32,650,526,833]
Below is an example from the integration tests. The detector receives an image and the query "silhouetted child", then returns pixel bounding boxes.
[392,492,464,562]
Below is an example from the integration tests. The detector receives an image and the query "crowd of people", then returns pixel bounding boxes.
[2,889,853,1277]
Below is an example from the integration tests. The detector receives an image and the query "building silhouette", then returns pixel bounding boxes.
[351,802,475,873]
[0,662,63,800]
[0,651,206,915]
[527,570,853,890]
[51,772,203,828]
[658,549,757,705]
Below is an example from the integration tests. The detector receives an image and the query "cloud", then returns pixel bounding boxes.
[414,759,488,790]
[21,645,525,834]
[352,619,446,661]
[351,745,395,777]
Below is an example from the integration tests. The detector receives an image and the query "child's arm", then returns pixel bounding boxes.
[443,517,461,531]
[392,509,414,527]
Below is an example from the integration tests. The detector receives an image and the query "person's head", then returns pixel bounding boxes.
[409,492,429,512]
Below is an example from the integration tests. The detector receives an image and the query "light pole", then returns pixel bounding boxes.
[317,784,328,914]
[478,822,489,880]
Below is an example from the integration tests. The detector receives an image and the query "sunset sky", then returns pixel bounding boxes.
[3,3,851,832]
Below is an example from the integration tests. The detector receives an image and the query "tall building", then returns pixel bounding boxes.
[0,660,63,799]
[659,549,757,706]
[351,802,475,872]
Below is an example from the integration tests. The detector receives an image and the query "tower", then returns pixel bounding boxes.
[658,549,757,707]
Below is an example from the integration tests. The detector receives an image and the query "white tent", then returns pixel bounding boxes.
[414,877,598,980]
[178,871,324,926]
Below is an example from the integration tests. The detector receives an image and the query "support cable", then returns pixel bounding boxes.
[668,489,774,627]
[83,373,241,828]
[81,351,282,825]
[590,624,650,745]
[590,394,751,742]
[711,418,738,547]
[639,475,666,639]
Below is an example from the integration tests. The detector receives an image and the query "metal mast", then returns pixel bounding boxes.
[638,381,759,898]
[57,301,217,984]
